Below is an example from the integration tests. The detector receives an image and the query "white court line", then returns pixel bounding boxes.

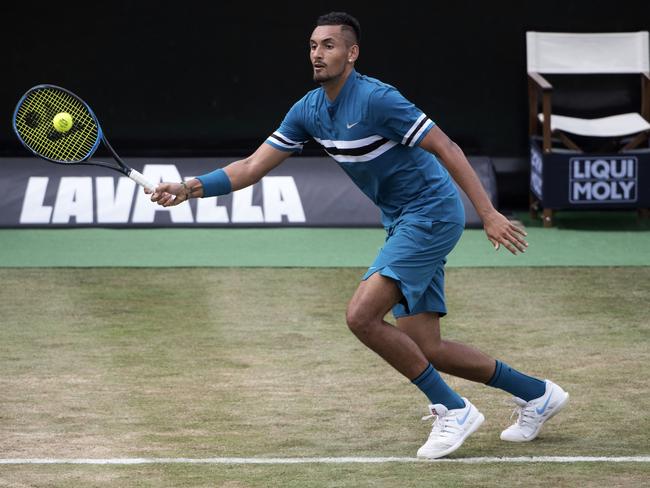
[1,456,649,465]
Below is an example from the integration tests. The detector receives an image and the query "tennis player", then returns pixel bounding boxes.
[150,12,569,459]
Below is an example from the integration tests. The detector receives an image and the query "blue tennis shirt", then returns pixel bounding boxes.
[265,70,465,228]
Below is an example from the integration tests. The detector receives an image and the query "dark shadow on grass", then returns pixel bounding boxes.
[514,210,650,232]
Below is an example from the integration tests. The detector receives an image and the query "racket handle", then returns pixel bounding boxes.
[128,169,156,193]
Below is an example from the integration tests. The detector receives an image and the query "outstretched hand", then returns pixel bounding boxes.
[145,182,188,207]
[483,211,528,255]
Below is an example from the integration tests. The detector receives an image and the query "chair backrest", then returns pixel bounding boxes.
[526,31,649,74]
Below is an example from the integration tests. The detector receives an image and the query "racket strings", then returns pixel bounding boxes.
[14,87,99,163]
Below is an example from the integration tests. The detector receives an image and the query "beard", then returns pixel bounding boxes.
[312,65,344,84]
[313,70,331,83]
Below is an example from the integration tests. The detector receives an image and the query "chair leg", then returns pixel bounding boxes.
[542,208,554,228]
[556,131,583,152]
[622,131,650,151]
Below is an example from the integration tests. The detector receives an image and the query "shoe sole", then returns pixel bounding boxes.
[417,412,485,459]
[501,391,570,443]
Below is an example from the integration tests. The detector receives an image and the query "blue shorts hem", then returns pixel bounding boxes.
[362,265,432,317]
[393,308,447,319]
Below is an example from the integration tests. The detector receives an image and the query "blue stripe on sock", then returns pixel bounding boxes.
[412,364,465,409]
[486,360,546,401]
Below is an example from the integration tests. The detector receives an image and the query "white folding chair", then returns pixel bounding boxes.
[527,31,650,153]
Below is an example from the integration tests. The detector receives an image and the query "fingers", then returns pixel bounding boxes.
[493,230,528,254]
[149,183,176,206]
[490,224,529,255]
[506,234,527,254]
[153,192,179,207]
[511,231,529,253]
[150,183,170,200]
[509,222,529,252]
[510,222,528,236]
[494,238,517,255]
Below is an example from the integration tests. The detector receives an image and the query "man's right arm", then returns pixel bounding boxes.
[149,143,292,207]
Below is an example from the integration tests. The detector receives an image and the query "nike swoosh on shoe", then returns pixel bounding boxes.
[456,406,472,425]
[535,391,553,415]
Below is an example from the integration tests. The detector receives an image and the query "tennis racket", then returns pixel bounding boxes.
[12,84,156,192]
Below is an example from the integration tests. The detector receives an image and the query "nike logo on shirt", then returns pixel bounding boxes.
[346,121,360,129]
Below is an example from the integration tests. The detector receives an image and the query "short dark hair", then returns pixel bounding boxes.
[316,11,360,44]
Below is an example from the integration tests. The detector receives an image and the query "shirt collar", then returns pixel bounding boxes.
[324,69,358,107]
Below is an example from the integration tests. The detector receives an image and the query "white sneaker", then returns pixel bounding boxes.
[500,380,569,442]
[416,398,485,459]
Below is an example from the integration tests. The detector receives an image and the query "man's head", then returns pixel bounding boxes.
[310,12,360,84]
[316,12,360,46]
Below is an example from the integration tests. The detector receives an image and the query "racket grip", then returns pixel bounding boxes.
[128,169,156,193]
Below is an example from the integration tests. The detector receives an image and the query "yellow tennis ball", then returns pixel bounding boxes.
[53,112,73,133]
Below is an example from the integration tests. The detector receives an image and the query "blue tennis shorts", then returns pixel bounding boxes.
[362,220,464,318]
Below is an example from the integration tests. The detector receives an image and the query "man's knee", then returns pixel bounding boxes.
[346,274,401,336]
[346,303,377,337]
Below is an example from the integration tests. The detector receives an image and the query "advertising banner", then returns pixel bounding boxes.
[0,156,495,228]
[529,139,650,209]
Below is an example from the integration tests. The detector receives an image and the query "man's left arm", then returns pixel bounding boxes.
[419,125,528,254]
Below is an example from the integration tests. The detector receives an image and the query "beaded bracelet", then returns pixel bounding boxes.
[181,181,192,201]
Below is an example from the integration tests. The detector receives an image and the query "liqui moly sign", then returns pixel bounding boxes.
[569,157,637,204]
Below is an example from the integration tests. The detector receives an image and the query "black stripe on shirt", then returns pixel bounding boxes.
[404,117,428,147]
[271,132,301,147]
[316,137,389,156]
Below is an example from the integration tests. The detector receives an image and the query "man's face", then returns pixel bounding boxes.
[309,25,353,83]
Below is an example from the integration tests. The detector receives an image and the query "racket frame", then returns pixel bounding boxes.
[12,84,156,192]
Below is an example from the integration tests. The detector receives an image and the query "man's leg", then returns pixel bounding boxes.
[346,272,485,459]
[396,312,546,400]
[346,271,432,379]
[397,312,569,443]
[346,272,464,408]
[396,312,495,383]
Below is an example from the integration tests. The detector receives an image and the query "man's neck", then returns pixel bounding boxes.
[322,67,354,102]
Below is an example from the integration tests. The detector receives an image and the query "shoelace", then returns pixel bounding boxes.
[421,412,456,438]
[509,403,537,427]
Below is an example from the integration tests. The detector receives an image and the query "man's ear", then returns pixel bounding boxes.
[348,44,359,63]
